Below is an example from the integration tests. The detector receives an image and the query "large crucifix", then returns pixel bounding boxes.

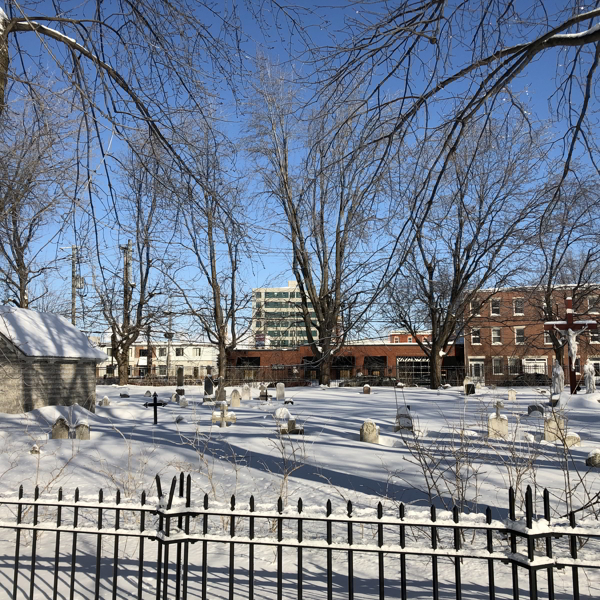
[544,297,597,394]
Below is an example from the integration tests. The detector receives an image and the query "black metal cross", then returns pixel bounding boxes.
[144,392,167,425]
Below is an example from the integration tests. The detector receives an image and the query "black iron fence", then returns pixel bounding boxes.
[0,475,599,599]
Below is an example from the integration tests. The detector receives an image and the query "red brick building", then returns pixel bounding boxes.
[227,335,463,385]
[464,287,600,384]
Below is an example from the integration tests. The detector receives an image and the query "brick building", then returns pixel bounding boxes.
[0,306,105,413]
[228,335,463,385]
[464,287,600,384]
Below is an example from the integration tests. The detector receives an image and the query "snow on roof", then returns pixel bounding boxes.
[0,306,106,360]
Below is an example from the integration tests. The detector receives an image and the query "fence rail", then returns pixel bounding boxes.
[0,475,599,599]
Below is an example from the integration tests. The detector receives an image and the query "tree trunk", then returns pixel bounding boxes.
[218,341,227,384]
[320,355,332,386]
[117,353,129,385]
[429,351,442,390]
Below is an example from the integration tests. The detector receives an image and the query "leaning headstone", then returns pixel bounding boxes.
[508,389,517,403]
[528,404,545,416]
[230,389,241,408]
[75,420,90,440]
[242,384,251,401]
[363,384,371,395]
[395,406,413,432]
[144,390,152,397]
[204,376,214,397]
[586,449,600,468]
[52,417,70,440]
[179,396,188,408]
[360,419,379,443]
[216,386,226,402]
[276,382,285,401]
[101,396,110,406]
[488,401,508,440]
[544,412,566,442]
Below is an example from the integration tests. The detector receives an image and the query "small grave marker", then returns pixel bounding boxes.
[75,420,90,440]
[230,389,241,408]
[52,417,69,440]
[544,412,566,442]
[363,384,370,395]
[211,402,236,428]
[144,392,167,425]
[488,401,508,440]
[242,384,251,401]
[360,419,379,443]
[276,382,285,401]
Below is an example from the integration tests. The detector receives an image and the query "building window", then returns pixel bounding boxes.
[394,336,399,343]
[513,298,524,315]
[159,365,167,376]
[139,348,148,357]
[592,330,600,344]
[492,357,503,375]
[492,328,501,345]
[589,295,599,314]
[255,321,261,328]
[193,367,199,378]
[106,348,113,357]
[159,347,167,357]
[194,348,202,356]
[575,357,581,374]
[508,358,520,375]
[175,348,184,357]
[470,300,481,316]
[255,291,262,298]
[471,328,481,345]
[407,336,413,343]
[515,327,525,344]
[491,299,500,316]
[544,331,552,345]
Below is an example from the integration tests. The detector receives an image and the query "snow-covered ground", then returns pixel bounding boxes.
[0,383,598,598]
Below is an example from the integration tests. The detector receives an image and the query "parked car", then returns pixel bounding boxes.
[500,373,552,387]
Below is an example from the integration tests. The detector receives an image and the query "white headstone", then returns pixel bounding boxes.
[564,432,581,448]
[276,382,285,401]
[101,396,110,406]
[242,384,251,401]
[360,419,379,443]
[231,389,241,408]
[488,401,508,439]
[179,397,188,408]
[508,389,517,402]
[544,413,566,442]
[145,390,152,397]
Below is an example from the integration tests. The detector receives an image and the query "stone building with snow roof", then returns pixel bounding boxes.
[0,306,106,413]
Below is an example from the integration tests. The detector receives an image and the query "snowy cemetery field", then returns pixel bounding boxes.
[0,383,598,598]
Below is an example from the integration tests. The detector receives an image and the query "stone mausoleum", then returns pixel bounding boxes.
[0,306,106,413]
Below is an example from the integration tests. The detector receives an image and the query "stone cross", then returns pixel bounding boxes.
[211,402,236,428]
[544,297,597,393]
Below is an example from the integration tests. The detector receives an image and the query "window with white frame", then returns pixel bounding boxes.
[394,336,399,343]
[513,298,524,315]
[515,327,525,344]
[471,328,481,344]
[575,357,581,374]
[491,298,501,316]
[508,358,520,375]
[175,348,184,357]
[492,357,503,375]
[407,336,412,343]
[470,300,481,316]
[589,295,599,314]
[492,328,501,344]
[159,365,167,376]
[194,348,202,356]
[592,330,600,343]
[159,347,167,357]
[544,330,552,345]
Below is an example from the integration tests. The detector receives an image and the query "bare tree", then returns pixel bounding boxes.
[0,97,73,308]
[93,136,168,384]
[165,118,255,383]
[385,116,547,389]
[247,60,399,384]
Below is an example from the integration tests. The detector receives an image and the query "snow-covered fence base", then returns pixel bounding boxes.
[0,476,598,599]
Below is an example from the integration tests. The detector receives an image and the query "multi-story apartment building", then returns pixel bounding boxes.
[252,281,318,347]
[96,340,217,380]
[464,287,600,384]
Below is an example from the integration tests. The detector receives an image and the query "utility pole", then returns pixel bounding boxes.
[147,324,152,378]
[71,245,77,325]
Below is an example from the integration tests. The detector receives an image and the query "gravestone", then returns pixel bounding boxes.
[259,384,269,401]
[395,406,413,432]
[242,384,251,401]
[276,382,285,401]
[488,401,508,440]
[284,400,294,405]
[360,420,379,443]
[211,402,236,428]
[179,396,188,408]
[508,389,517,403]
[177,367,184,388]
[30,444,40,455]
[119,393,129,398]
[171,393,179,403]
[144,390,152,397]
[586,450,600,468]
[101,396,110,406]
[363,384,371,395]
[528,404,545,416]
[564,432,581,448]
[230,389,241,408]
[52,417,69,440]
[204,376,214,397]
[216,386,226,402]
[544,413,566,442]
[75,420,90,440]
